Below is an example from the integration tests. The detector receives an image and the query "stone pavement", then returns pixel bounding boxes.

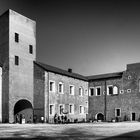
[0,122,140,139]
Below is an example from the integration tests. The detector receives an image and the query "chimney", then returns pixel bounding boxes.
[68,68,72,73]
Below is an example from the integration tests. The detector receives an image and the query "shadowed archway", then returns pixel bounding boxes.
[96,113,104,121]
[14,99,33,123]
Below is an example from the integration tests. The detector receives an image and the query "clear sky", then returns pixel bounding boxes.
[0,0,140,76]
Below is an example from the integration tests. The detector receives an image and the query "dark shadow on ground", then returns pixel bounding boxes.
[1,127,140,140]
[0,127,100,140]
[101,130,140,140]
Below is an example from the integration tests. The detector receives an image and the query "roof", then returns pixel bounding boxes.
[87,72,123,81]
[34,61,88,81]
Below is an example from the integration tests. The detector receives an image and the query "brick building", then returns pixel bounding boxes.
[88,63,140,122]
[0,9,140,123]
[0,9,88,123]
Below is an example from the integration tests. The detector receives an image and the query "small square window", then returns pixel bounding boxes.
[15,56,19,65]
[15,33,19,42]
[120,90,124,94]
[29,45,33,54]
[127,89,131,93]
[128,76,131,80]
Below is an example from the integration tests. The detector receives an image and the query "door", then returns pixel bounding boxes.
[132,113,135,121]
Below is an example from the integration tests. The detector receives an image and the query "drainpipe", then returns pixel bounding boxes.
[104,80,107,121]
[47,72,50,123]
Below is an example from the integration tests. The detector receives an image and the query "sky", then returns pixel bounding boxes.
[0,0,140,76]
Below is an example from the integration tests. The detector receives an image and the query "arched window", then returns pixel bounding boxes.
[113,86,118,95]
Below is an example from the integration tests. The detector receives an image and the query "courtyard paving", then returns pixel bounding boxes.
[0,122,140,139]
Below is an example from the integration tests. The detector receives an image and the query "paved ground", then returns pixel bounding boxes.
[0,122,140,139]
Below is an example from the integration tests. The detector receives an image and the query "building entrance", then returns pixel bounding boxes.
[132,113,136,121]
[14,99,33,123]
[96,113,104,121]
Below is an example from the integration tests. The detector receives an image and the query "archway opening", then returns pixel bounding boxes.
[14,99,33,123]
[96,113,104,121]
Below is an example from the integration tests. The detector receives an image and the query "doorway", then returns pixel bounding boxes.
[132,113,136,121]
[14,99,33,123]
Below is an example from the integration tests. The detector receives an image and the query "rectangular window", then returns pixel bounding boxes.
[58,82,63,93]
[15,33,19,42]
[15,56,19,65]
[70,85,74,95]
[29,45,33,54]
[89,88,94,96]
[59,104,64,115]
[115,108,121,117]
[49,104,55,115]
[69,104,74,114]
[49,81,55,92]
[79,87,83,96]
[96,87,101,96]
[107,86,113,95]
[79,106,84,114]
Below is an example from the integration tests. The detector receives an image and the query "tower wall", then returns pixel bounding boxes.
[8,10,36,123]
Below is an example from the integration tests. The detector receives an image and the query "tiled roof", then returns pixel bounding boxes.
[87,72,123,81]
[34,61,88,81]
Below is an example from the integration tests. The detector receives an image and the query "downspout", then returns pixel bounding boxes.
[47,72,49,123]
[104,80,107,121]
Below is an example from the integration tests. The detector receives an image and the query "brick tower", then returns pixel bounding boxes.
[0,9,36,123]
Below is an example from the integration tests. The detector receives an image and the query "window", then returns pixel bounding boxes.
[58,82,64,94]
[127,89,131,93]
[128,76,131,80]
[49,81,55,92]
[107,86,113,95]
[96,87,101,96]
[89,88,94,96]
[70,85,74,95]
[15,56,19,65]
[69,104,74,114]
[120,90,124,94]
[79,106,84,114]
[59,104,64,115]
[113,86,118,95]
[115,108,121,117]
[79,87,83,96]
[29,45,33,54]
[15,33,19,42]
[49,104,55,115]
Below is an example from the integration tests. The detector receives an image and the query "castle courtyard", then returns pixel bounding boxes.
[0,122,140,139]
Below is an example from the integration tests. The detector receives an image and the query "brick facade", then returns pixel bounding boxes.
[88,63,140,122]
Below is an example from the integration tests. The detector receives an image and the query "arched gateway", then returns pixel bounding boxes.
[14,99,33,123]
[95,113,104,121]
